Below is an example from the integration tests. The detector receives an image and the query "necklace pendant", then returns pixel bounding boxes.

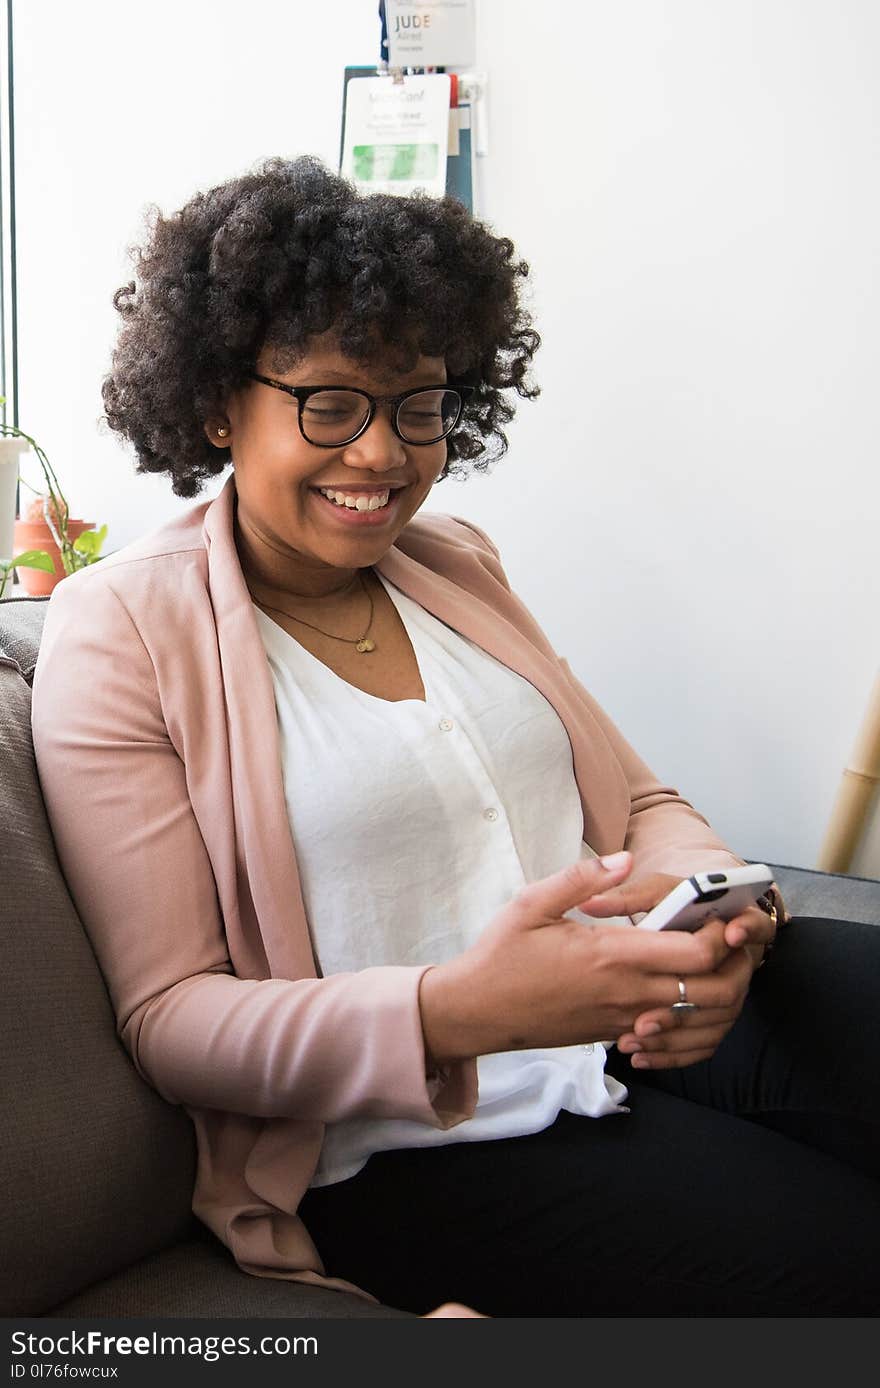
[356,638,376,654]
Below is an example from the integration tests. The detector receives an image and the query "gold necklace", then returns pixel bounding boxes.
[253,569,378,653]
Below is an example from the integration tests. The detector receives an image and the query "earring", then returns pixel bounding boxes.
[217,426,230,438]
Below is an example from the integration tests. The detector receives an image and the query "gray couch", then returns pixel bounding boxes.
[2,592,879,1319]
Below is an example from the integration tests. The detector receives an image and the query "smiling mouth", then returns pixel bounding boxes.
[314,486,400,511]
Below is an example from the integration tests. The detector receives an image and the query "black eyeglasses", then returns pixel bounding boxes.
[248,373,474,448]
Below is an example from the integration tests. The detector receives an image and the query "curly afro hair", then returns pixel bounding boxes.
[101,155,541,498]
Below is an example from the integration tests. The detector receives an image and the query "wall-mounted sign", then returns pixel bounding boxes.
[385,0,476,69]
[340,73,452,198]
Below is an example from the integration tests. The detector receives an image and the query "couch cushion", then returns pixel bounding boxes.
[0,594,48,685]
[0,655,198,1316]
[50,1224,415,1318]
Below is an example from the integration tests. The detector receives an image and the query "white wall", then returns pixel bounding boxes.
[14,0,880,876]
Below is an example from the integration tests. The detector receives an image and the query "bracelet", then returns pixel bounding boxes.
[754,888,783,967]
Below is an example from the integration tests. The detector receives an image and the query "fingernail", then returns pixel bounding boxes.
[639,1023,661,1036]
[599,851,630,870]
[631,1054,650,1068]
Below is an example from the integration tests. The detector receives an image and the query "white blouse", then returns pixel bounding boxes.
[252,571,629,1189]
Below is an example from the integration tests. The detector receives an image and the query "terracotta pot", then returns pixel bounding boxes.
[13,518,96,595]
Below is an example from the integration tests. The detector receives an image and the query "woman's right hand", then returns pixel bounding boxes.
[418,850,738,1066]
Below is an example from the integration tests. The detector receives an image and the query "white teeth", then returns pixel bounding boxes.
[318,488,392,511]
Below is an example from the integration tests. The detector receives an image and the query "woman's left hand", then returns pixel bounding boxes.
[576,871,778,1069]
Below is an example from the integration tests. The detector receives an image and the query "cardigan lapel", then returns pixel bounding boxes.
[203,480,318,983]
[376,533,631,848]
[377,539,562,678]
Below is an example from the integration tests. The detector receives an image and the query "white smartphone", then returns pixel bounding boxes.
[635,864,776,933]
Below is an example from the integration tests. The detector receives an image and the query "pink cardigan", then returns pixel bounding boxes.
[31,476,745,1303]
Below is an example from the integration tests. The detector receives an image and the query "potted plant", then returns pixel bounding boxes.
[0,401,108,596]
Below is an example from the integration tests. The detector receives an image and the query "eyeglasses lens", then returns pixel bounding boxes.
[300,389,461,445]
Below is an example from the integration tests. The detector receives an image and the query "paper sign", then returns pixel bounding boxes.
[340,73,451,198]
[385,0,476,69]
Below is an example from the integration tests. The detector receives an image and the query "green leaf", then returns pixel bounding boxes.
[73,525,108,561]
[11,549,56,573]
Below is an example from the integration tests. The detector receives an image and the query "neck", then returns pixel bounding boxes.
[234,507,361,602]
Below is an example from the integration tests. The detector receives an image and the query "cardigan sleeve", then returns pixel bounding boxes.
[30,570,477,1127]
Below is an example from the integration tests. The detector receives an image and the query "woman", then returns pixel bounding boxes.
[31,156,880,1316]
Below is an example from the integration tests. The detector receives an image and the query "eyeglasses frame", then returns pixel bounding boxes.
[247,372,474,448]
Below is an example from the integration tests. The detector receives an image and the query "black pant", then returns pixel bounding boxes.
[298,918,880,1316]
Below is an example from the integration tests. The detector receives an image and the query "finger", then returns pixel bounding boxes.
[596,927,733,979]
[617,1011,739,1052]
[613,961,749,1042]
[651,933,753,1001]
[629,1044,720,1070]
[615,917,734,978]
[631,1018,740,1056]
[632,956,748,1028]
[507,851,633,928]
[618,1004,739,1046]
[616,1004,738,1043]
[724,906,775,950]
[574,893,642,917]
[627,1004,743,1065]
[575,877,674,918]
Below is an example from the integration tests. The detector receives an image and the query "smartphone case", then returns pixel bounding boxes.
[636,864,775,932]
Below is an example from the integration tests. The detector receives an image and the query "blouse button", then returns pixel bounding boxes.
[483,807,499,822]
[438,717,454,732]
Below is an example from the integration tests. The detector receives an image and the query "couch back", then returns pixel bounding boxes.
[0,595,197,1315]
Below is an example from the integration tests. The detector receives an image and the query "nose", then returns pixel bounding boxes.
[340,405,408,469]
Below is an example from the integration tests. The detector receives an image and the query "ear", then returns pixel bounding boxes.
[204,419,231,449]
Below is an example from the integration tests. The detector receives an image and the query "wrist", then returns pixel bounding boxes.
[419,964,458,1070]
[419,959,483,1069]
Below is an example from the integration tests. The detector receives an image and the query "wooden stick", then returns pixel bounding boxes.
[817,670,880,872]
